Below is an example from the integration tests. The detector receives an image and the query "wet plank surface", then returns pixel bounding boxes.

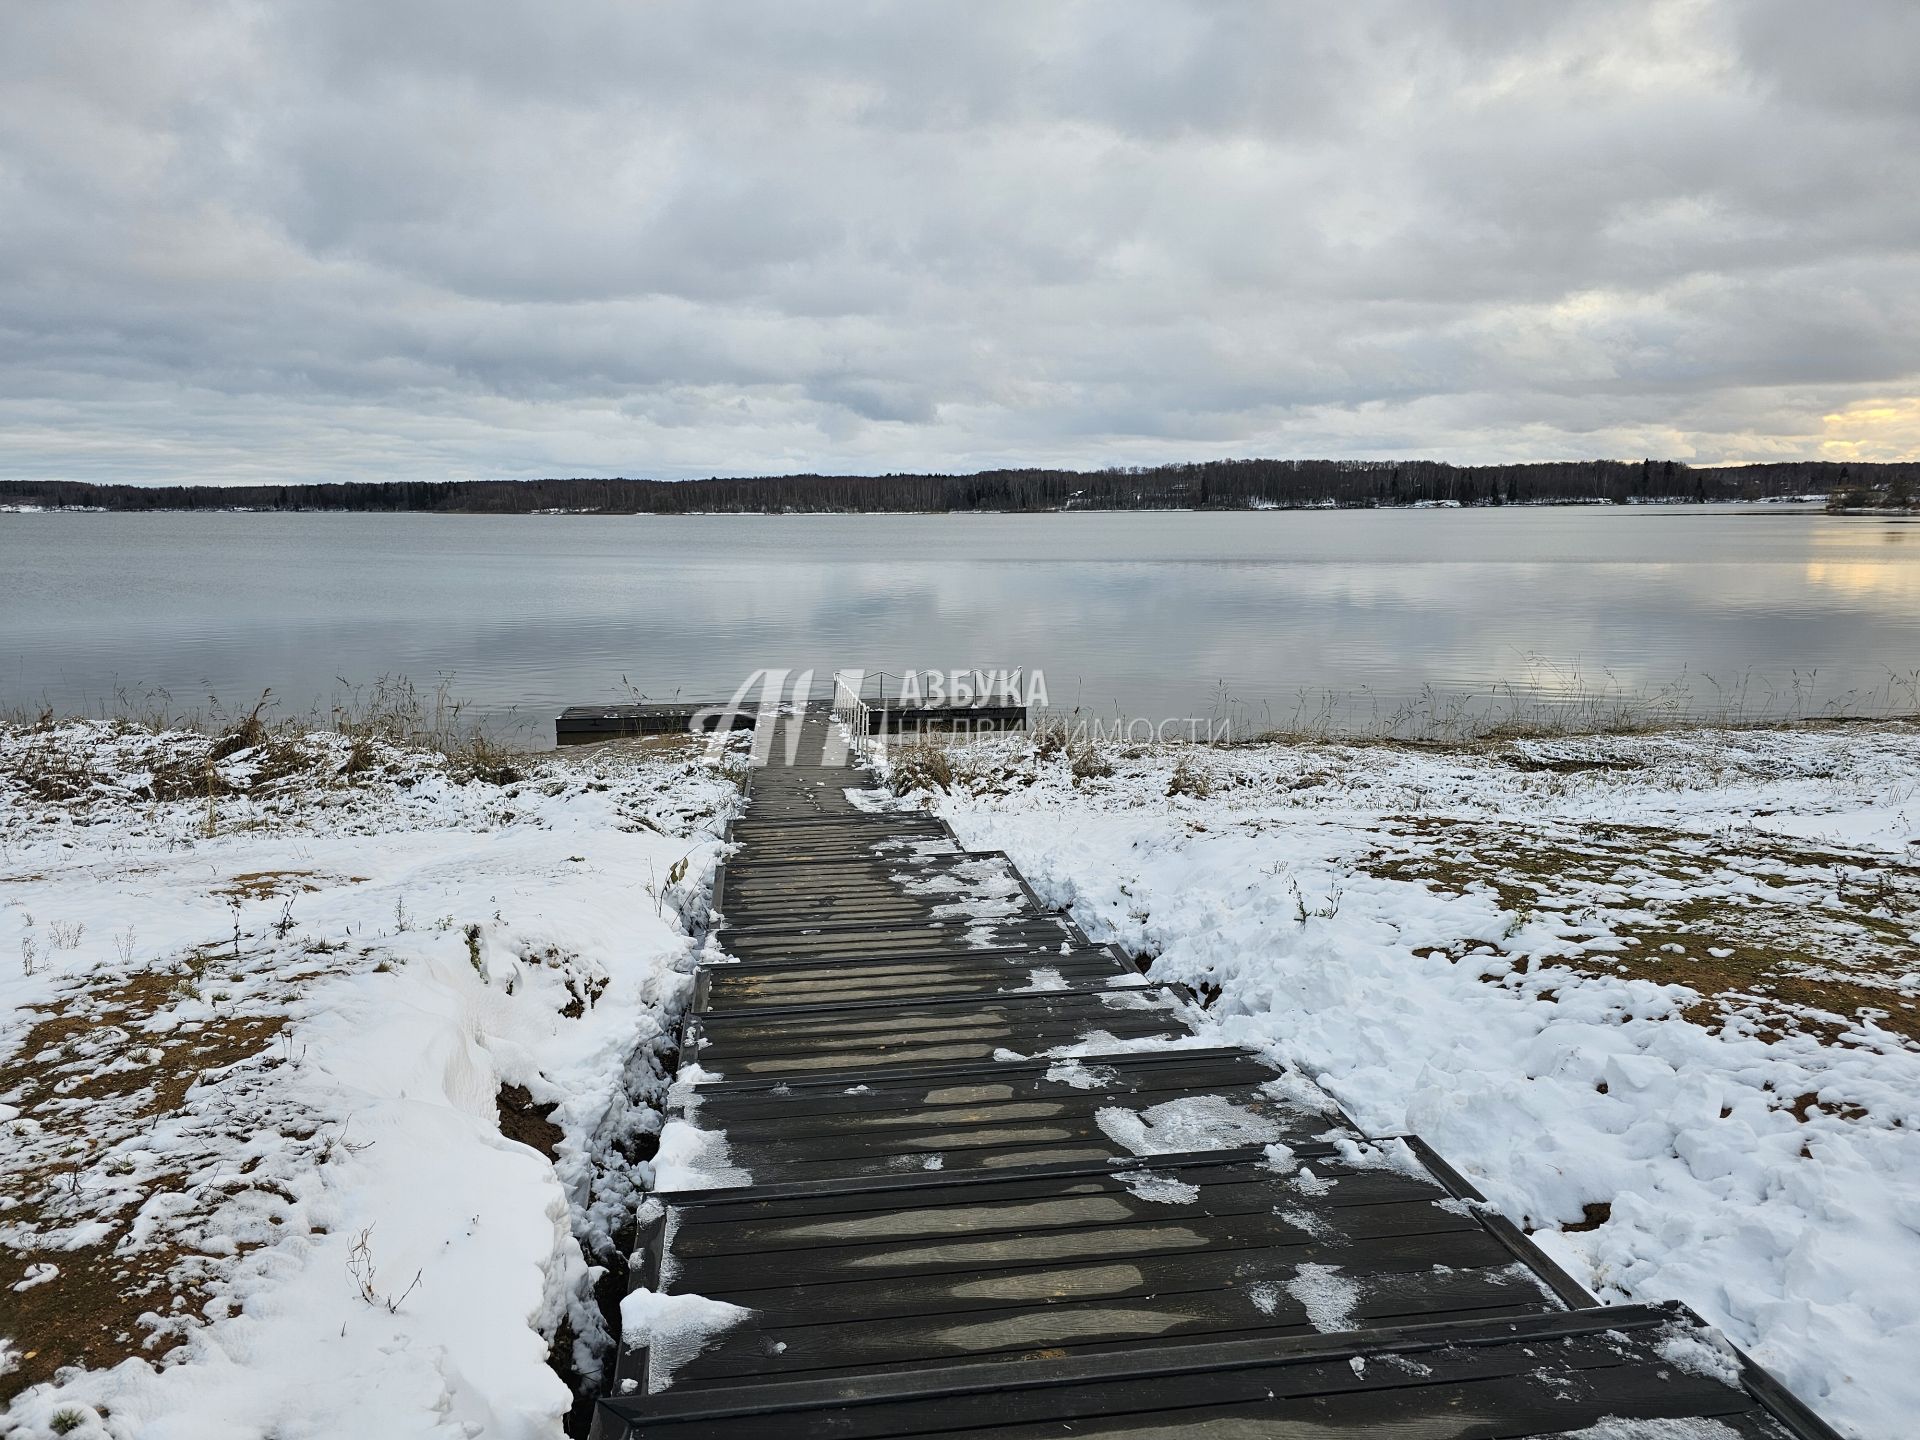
[695,948,1140,1012]
[642,1152,1573,1386]
[682,986,1202,1081]
[595,705,1842,1440]
[668,1049,1342,1183]
[720,912,1087,962]
[602,1304,1809,1439]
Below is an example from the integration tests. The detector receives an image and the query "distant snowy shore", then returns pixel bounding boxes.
[0,721,743,1438]
[0,496,1834,516]
[876,721,1920,1440]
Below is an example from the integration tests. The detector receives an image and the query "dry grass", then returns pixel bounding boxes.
[888,742,954,796]
[1166,755,1213,798]
[212,870,366,902]
[0,677,532,826]
[1363,816,1920,1046]
[0,943,361,1403]
[1209,666,1920,746]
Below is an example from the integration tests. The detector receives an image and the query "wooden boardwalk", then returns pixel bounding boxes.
[594,707,1840,1439]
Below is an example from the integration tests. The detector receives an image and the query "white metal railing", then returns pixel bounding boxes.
[832,666,1034,766]
[831,670,875,764]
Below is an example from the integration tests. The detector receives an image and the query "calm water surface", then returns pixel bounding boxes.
[3,507,1917,744]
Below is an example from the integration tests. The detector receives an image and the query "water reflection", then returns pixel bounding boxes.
[1,508,1916,743]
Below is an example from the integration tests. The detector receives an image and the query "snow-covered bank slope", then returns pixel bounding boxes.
[0,724,741,1439]
[902,725,1920,1440]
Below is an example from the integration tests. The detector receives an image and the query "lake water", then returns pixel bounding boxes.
[3,506,1917,745]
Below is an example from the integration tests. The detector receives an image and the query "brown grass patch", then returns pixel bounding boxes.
[0,947,357,1403]
[1364,816,1920,1046]
[212,870,366,901]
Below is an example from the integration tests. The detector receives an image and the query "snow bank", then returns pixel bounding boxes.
[0,723,744,1438]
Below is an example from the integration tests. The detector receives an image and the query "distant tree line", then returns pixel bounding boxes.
[5,459,1915,515]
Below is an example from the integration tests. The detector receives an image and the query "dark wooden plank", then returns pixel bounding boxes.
[722,915,1082,960]
[728,832,960,862]
[671,1050,1336,1181]
[730,812,943,834]
[674,1247,1563,1385]
[662,1160,1470,1258]
[600,1305,1811,1440]
[723,899,1000,930]
[674,1048,1287,1113]
[683,990,1199,1080]
[635,1150,1568,1387]
[683,1001,1191,1054]
[555,702,756,739]
[696,956,1138,1014]
[687,1224,1529,1326]
[714,941,1116,974]
[687,983,1195,1030]
[723,852,1036,898]
[683,1019,1196,1080]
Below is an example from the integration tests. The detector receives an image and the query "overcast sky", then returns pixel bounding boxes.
[2,1,1917,485]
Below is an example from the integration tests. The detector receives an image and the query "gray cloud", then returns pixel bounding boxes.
[1,0,1918,484]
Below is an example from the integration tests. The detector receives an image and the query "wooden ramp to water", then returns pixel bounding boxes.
[594,706,1840,1439]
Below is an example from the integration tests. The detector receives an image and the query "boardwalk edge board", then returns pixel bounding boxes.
[592,704,1844,1440]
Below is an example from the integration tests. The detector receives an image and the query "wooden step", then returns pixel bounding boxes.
[664,1048,1343,1184]
[681,986,1203,1083]
[595,1301,1834,1439]
[616,1148,1587,1395]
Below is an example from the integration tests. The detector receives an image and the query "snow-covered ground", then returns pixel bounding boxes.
[0,722,742,1439]
[886,723,1920,1440]
[8,715,1916,1439]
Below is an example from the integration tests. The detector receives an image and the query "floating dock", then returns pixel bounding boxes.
[556,700,1025,744]
[592,704,1841,1439]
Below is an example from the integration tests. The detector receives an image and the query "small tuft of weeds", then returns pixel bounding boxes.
[449,731,524,786]
[1166,755,1212,799]
[890,743,954,795]
[207,691,275,763]
[1288,878,1342,924]
[1069,745,1113,783]
[346,1226,423,1314]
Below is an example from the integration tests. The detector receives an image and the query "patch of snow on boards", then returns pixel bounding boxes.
[0,722,745,1438]
[923,723,1920,1440]
[651,1119,751,1192]
[1044,1057,1120,1090]
[617,1289,752,1394]
[1282,1261,1362,1332]
[1563,1422,1745,1440]
[1094,1094,1283,1155]
[1118,1170,1201,1205]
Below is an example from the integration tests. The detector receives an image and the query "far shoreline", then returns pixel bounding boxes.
[0,496,1852,519]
